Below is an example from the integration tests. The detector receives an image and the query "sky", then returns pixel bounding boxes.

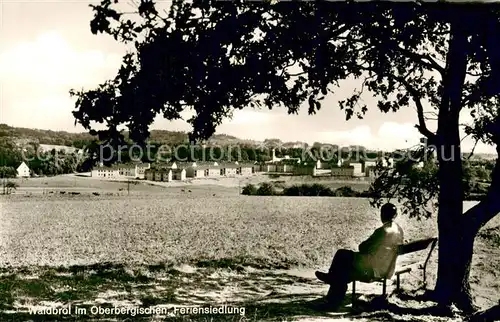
[0,0,495,153]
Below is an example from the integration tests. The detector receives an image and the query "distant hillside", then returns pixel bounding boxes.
[0,124,94,147]
[0,124,261,148]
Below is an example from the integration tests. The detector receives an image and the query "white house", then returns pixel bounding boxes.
[117,164,136,177]
[16,162,30,178]
[144,169,155,181]
[134,163,151,179]
[172,168,186,181]
[191,161,219,167]
[91,163,150,179]
[351,162,364,177]
[220,164,238,176]
[239,164,254,176]
[364,160,377,170]
[269,148,300,163]
[276,163,294,173]
[186,167,206,178]
[260,164,277,172]
[91,167,120,178]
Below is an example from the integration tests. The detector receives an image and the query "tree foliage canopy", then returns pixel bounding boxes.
[73,1,500,142]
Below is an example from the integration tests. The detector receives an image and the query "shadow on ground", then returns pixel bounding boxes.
[0,262,461,321]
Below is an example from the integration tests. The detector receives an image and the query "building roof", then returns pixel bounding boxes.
[202,165,221,170]
[294,163,316,169]
[146,167,172,172]
[96,167,120,171]
[218,163,254,168]
[342,165,355,169]
[115,164,137,169]
[17,161,29,169]
[169,161,218,169]
[153,162,177,168]
[95,163,145,170]
[192,161,219,165]
[219,164,239,169]
[331,166,354,170]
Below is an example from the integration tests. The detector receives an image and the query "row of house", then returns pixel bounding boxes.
[91,163,151,179]
[262,159,390,178]
[145,167,187,181]
[89,157,396,181]
[91,161,259,182]
[144,161,257,182]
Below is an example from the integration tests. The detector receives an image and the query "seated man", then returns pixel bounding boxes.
[315,202,404,309]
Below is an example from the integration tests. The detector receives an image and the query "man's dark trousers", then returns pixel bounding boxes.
[324,249,355,307]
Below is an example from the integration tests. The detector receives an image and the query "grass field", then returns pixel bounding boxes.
[1,195,438,268]
[1,176,499,321]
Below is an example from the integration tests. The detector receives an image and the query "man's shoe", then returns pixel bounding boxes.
[315,271,332,284]
[314,298,341,312]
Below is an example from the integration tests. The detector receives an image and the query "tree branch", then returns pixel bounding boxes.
[466,142,500,232]
[280,60,298,77]
[466,138,480,160]
[361,65,436,141]
[392,43,446,75]
[396,76,437,140]
[288,71,308,77]
[466,71,485,77]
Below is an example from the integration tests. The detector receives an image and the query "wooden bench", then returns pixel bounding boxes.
[351,237,438,303]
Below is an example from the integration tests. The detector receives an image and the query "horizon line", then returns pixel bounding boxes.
[1,123,497,155]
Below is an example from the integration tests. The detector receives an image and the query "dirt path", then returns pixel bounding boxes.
[0,262,469,321]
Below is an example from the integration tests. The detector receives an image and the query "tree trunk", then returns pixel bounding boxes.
[434,218,477,312]
[433,17,475,311]
[433,139,477,311]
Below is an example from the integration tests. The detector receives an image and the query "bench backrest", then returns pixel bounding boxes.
[398,237,438,255]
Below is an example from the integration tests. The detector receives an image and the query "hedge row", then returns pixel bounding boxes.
[241,183,371,197]
[241,183,486,201]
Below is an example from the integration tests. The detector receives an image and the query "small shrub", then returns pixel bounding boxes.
[257,182,276,196]
[479,227,500,247]
[358,190,373,198]
[334,186,359,197]
[283,185,303,196]
[241,184,257,195]
[2,181,19,195]
[271,181,287,189]
[0,166,17,178]
[308,183,334,196]
[283,184,333,196]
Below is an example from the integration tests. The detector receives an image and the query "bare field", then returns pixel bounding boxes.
[7,174,371,200]
[1,196,406,267]
[8,175,240,197]
[1,178,499,320]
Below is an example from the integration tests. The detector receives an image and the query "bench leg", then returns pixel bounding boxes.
[382,278,387,296]
[352,281,356,304]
